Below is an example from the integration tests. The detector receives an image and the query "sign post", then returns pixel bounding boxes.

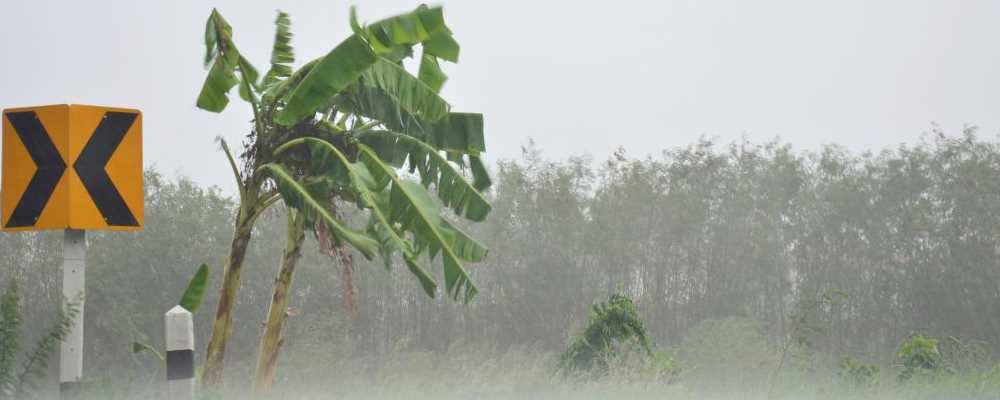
[59,228,85,395]
[2,104,143,398]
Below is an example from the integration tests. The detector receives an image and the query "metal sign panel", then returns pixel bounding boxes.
[2,104,143,231]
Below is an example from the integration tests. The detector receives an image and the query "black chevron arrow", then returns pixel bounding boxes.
[5,111,66,228]
[74,111,139,226]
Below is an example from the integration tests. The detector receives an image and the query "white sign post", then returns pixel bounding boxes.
[59,228,86,397]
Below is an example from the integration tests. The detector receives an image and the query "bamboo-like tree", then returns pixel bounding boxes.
[195,6,492,392]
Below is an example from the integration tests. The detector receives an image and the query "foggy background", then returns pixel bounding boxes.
[1,0,999,191]
[2,1,1000,399]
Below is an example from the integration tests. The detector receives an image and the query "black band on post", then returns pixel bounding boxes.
[166,349,195,380]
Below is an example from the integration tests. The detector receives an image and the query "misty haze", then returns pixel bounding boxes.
[0,1,998,400]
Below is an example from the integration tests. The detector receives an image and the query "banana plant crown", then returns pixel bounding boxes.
[196,5,491,302]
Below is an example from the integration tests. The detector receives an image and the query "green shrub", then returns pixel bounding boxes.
[558,293,652,376]
[897,334,943,382]
[838,356,880,389]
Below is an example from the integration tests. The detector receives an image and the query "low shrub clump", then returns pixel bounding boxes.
[558,293,654,376]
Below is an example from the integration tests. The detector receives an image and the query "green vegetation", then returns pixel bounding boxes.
[897,334,944,382]
[839,356,880,390]
[1,131,999,398]
[559,293,653,375]
[0,280,77,399]
[193,5,490,392]
[177,264,210,313]
[130,263,211,362]
[0,1,997,398]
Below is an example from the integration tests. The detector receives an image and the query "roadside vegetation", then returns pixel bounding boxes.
[2,129,999,398]
[1,4,998,399]
[192,5,490,393]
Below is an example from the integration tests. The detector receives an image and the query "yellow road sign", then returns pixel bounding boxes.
[2,104,143,231]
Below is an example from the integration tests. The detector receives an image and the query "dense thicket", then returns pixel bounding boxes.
[1,130,997,389]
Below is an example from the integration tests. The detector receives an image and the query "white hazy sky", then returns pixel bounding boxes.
[1,0,998,192]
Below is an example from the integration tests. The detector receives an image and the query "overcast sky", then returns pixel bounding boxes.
[2,0,998,192]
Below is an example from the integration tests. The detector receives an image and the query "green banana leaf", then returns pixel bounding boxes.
[469,155,492,191]
[275,34,376,126]
[177,264,210,312]
[362,5,449,56]
[130,341,164,361]
[359,144,480,302]
[360,131,491,222]
[262,11,295,88]
[361,57,450,123]
[259,163,379,259]
[354,5,459,91]
[422,30,460,62]
[197,9,259,112]
[275,138,439,297]
[427,113,485,155]
[418,53,447,93]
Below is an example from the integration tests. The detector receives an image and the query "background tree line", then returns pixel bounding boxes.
[0,129,997,391]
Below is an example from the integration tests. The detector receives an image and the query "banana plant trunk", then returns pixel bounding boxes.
[253,211,306,393]
[201,202,257,390]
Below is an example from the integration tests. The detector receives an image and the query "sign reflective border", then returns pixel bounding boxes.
[1,104,143,231]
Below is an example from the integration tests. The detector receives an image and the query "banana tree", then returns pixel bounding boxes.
[195,6,492,393]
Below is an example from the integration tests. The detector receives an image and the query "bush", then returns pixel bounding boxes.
[838,356,880,389]
[558,293,652,376]
[897,334,943,382]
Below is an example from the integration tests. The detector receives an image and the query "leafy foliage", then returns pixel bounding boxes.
[357,58,450,124]
[16,305,76,397]
[361,130,491,221]
[260,163,380,259]
[177,263,210,313]
[357,146,484,301]
[262,11,294,88]
[898,334,944,381]
[198,5,491,302]
[0,280,77,399]
[131,263,212,362]
[197,9,259,112]
[4,130,1000,397]
[838,356,880,389]
[559,293,652,376]
[129,342,164,362]
[0,281,18,396]
[273,34,375,126]
[195,5,491,388]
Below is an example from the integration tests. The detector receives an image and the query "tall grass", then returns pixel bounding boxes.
[55,344,1000,400]
[265,347,1000,400]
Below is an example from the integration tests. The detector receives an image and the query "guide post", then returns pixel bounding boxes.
[59,229,86,396]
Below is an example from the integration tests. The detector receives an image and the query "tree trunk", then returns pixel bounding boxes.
[201,207,256,391]
[253,211,305,394]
